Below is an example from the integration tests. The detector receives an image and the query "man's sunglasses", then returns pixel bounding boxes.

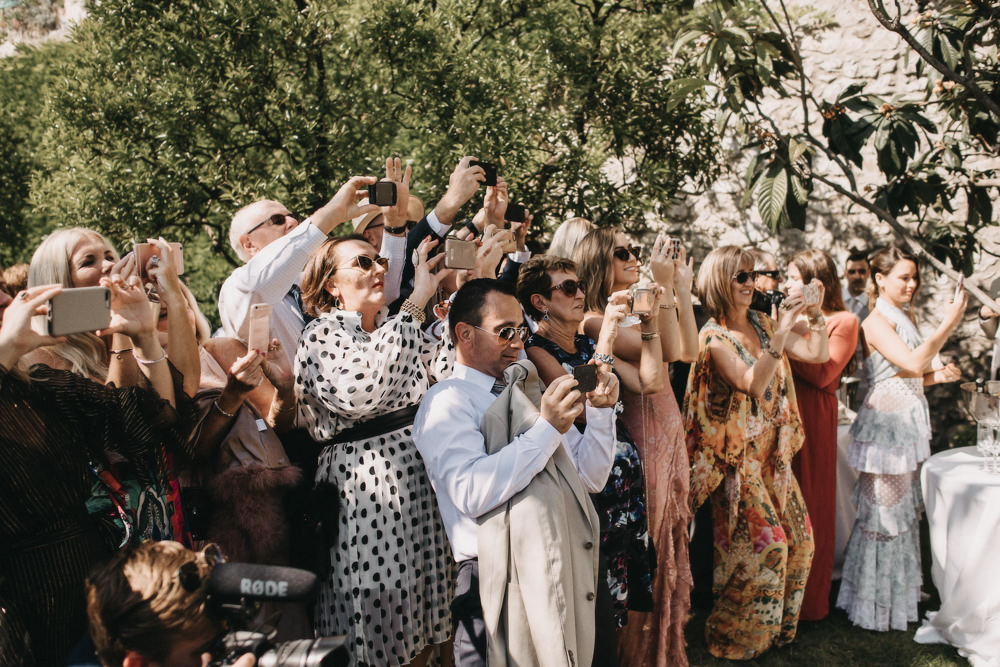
[612,245,642,262]
[757,270,781,280]
[333,254,389,273]
[471,324,530,344]
[549,279,585,297]
[246,213,292,235]
[732,270,759,284]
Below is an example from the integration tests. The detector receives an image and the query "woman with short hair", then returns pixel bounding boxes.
[685,245,828,660]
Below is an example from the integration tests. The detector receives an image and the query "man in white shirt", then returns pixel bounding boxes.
[218,176,378,363]
[413,279,618,667]
[842,249,870,321]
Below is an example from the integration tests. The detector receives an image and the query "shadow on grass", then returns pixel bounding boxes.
[683,515,969,666]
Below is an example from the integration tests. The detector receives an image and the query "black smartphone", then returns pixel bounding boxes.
[367,182,397,207]
[505,203,526,223]
[572,364,599,393]
[469,160,498,187]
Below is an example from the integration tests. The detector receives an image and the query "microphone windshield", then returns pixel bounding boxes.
[208,563,318,602]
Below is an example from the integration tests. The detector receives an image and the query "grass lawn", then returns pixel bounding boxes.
[683,516,969,666]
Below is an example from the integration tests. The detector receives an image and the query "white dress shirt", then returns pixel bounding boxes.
[218,219,327,363]
[379,232,407,304]
[412,363,616,562]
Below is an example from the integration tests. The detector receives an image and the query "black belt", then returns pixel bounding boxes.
[325,404,420,445]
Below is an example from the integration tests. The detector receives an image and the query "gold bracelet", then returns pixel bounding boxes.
[110,348,133,361]
[659,302,677,310]
[399,299,427,324]
[641,331,659,341]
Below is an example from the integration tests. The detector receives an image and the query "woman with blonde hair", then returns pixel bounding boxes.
[575,227,697,666]
[785,249,859,621]
[549,217,595,260]
[686,245,828,659]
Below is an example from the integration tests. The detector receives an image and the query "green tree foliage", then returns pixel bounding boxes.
[14,0,718,317]
[672,0,1000,307]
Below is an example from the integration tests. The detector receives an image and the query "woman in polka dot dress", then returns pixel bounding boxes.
[295,232,453,666]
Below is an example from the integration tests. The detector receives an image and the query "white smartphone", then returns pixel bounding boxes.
[247,303,272,353]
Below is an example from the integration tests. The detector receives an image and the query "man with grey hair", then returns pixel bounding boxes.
[218,178,377,364]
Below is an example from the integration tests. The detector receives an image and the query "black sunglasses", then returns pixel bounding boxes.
[612,245,641,262]
[549,279,585,297]
[732,270,759,284]
[757,270,781,280]
[334,254,389,273]
[246,213,291,235]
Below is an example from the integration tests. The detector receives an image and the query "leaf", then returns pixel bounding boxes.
[790,173,810,204]
[788,137,809,163]
[756,162,787,232]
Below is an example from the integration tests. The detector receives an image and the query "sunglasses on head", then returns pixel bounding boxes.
[549,279,584,297]
[732,270,759,284]
[757,270,781,280]
[612,245,641,262]
[472,324,530,344]
[334,254,389,273]
[246,213,291,235]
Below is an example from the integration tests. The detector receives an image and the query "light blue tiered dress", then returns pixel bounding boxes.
[836,297,931,631]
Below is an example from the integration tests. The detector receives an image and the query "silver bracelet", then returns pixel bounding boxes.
[134,350,167,365]
[594,353,615,367]
[212,399,236,418]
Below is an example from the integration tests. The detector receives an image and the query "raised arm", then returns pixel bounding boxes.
[863,290,966,376]
[789,314,858,388]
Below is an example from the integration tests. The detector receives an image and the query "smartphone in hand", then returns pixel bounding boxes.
[631,287,654,315]
[572,364,599,393]
[247,303,272,353]
[367,182,398,207]
[135,242,184,281]
[444,238,477,270]
[505,203,526,223]
[469,160,498,187]
[47,286,111,336]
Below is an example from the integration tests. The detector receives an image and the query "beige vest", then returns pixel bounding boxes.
[477,360,600,667]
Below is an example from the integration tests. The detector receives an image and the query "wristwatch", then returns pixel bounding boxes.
[384,223,408,235]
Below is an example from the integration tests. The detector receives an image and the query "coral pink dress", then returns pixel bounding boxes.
[617,362,692,667]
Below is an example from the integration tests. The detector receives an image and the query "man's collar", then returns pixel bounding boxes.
[452,363,501,391]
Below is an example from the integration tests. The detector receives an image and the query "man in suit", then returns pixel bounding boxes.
[413,279,619,667]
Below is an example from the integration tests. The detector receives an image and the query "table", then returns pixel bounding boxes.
[914,447,1000,666]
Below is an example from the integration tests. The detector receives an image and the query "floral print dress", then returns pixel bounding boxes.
[525,332,655,627]
[684,311,814,660]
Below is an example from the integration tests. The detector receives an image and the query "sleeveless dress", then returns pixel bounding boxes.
[295,309,453,666]
[524,332,655,627]
[685,311,814,660]
[617,363,693,667]
[836,298,930,631]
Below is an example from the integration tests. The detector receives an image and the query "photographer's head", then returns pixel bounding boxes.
[86,541,221,667]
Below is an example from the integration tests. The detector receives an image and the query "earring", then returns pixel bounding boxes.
[543,308,549,321]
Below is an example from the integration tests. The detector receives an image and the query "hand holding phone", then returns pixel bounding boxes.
[631,287,654,315]
[367,181,398,207]
[445,238,477,270]
[135,242,184,281]
[505,203,526,223]
[469,160,498,187]
[46,286,111,336]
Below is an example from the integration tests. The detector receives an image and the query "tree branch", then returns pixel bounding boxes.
[867,0,1000,119]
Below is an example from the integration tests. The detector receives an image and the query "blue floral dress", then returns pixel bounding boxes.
[526,332,655,627]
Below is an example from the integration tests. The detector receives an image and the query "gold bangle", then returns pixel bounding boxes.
[399,298,427,324]
[641,331,659,341]
[659,302,677,310]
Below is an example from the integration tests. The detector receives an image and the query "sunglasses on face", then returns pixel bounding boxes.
[246,213,291,235]
[472,324,530,345]
[549,279,585,297]
[612,245,641,262]
[334,254,389,273]
[732,270,759,284]
[757,270,781,280]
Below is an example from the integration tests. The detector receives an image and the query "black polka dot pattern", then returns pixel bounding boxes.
[295,309,454,666]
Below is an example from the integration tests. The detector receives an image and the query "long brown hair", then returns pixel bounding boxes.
[574,227,619,313]
[789,249,847,312]
[869,245,920,312]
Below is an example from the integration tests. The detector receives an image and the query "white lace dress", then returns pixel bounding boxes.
[295,309,453,666]
[836,298,930,631]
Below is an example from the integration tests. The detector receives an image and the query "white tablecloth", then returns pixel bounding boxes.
[914,446,1000,666]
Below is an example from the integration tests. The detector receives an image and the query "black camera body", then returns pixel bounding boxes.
[206,563,349,667]
[751,289,785,313]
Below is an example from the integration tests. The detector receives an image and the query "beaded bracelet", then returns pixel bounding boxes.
[765,342,782,359]
[399,299,427,324]
[594,352,615,367]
